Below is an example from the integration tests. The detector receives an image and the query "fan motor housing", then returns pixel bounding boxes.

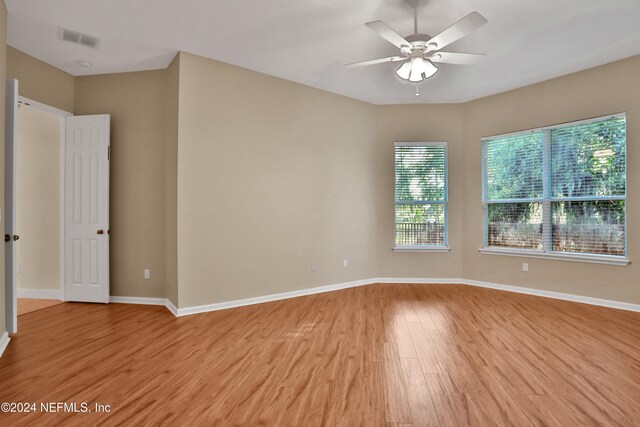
[401,33,435,56]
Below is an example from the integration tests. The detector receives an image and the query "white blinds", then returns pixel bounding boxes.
[552,200,625,255]
[482,131,543,249]
[549,116,626,255]
[483,131,543,201]
[551,116,626,198]
[395,144,447,246]
[482,114,626,256]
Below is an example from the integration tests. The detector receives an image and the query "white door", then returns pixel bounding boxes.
[4,79,18,333]
[64,115,110,303]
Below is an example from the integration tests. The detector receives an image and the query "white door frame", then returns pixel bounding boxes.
[5,79,18,333]
[15,96,72,304]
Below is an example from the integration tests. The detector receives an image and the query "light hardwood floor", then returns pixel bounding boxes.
[1,283,640,426]
[17,298,64,316]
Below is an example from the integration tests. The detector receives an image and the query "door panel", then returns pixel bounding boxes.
[65,115,110,303]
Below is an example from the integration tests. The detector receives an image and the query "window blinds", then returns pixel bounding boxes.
[482,132,543,249]
[483,131,543,201]
[550,116,626,255]
[550,116,626,198]
[395,144,447,246]
[482,114,626,256]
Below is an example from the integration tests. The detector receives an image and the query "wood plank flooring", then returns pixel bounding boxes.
[17,298,64,316]
[1,283,640,426]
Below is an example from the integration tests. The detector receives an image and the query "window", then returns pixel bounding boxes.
[394,142,448,251]
[481,114,627,265]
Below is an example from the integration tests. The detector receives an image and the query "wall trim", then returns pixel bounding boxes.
[108,276,640,318]
[374,277,462,284]
[18,288,62,300]
[0,332,10,359]
[175,277,640,317]
[176,278,375,317]
[460,278,640,313]
[110,296,177,316]
[165,299,178,317]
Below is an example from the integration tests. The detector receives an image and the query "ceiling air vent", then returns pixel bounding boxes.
[60,27,100,49]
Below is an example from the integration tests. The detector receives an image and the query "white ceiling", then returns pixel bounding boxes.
[7,0,640,104]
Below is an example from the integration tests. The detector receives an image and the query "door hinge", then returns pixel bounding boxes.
[107,145,110,161]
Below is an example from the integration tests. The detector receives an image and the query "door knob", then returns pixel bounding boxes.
[12,235,19,241]
[97,229,104,235]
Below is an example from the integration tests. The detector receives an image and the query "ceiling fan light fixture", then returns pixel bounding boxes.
[395,61,413,80]
[409,57,428,82]
[350,11,487,94]
[421,59,438,79]
[396,57,438,82]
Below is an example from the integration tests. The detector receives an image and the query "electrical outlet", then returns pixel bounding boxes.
[311,263,318,272]
[144,269,151,279]
[343,259,349,268]
[522,263,528,272]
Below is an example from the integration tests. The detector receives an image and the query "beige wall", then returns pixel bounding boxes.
[4,45,639,309]
[7,47,75,113]
[75,67,179,299]
[176,52,378,308]
[0,3,7,334]
[16,106,60,290]
[462,55,640,304]
[374,104,465,279]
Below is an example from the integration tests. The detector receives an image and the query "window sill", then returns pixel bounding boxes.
[393,246,451,253]
[479,247,630,266]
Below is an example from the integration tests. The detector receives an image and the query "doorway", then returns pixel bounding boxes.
[5,79,111,334]
[15,98,67,314]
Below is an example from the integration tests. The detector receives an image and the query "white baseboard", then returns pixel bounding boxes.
[460,278,640,313]
[176,278,374,316]
[17,288,62,300]
[109,276,640,318]
[110,296,178,316]
[175,277,640,317]
[165,299,178,316]
[374,277,462,284]
[0,331,10,359]
[110,296,168,306]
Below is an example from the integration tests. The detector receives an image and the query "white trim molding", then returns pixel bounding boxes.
[109,276,640,319]
[0,332,10,358]
[18,288,63,300]
[176,278,374,317]
[461,278,640,313]
[175,277,640,317]
[374,278,461,284]
[18,96,73,117]
[393,246,451,253]
[165,299,178,317]
[479,247,630,266]
[110,296,178,316]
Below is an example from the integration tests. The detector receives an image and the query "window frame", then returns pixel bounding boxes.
[480,113,629,266]
[393,141,450,252]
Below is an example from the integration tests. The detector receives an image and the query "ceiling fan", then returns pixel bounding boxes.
[346,9,487,93]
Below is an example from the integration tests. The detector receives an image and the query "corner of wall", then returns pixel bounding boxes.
[164,52,180,307]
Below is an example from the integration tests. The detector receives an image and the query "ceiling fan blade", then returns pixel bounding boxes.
[365,21,412,49]
[428,52,485,65]
[425,12,488,52]
[345,56,406,68]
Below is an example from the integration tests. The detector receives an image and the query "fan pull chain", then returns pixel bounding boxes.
[415,83,420,96]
